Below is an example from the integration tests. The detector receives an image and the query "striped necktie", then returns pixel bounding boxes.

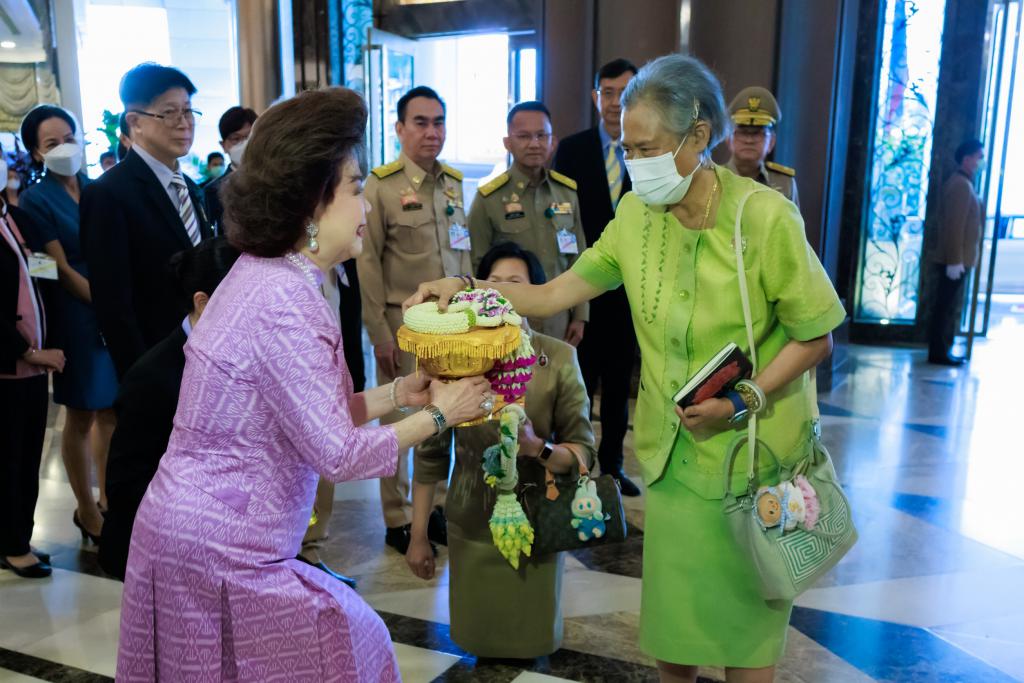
[606,140,622,207]
[170,173,201,245]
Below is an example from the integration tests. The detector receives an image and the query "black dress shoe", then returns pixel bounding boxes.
[1,557,53,579]
[295,555,357,589]
[928,354,966,367]
[611,471,641,497]
[385,524,412,554]
[427,506,448,546]
[31,549,51,564]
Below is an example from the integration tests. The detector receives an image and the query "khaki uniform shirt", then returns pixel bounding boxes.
[936,171,982,268]
[358,152,472,346]
[467,166,589,339]
[726,159,800,207]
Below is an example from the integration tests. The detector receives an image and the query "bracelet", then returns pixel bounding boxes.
[423,403,447,435]
[23,347,37,359]
[390,376,412,414]
[735,379,766,414]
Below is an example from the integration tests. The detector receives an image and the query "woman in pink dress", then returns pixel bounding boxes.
[116,87,492,682]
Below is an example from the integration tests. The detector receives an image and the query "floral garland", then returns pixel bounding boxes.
[481,404,534,568]
[486,333,537,403]
[448,288,522,327]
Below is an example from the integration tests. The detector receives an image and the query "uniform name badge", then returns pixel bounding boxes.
[449,224,472,251]
[28,252,58,280]
[556,229,578,255]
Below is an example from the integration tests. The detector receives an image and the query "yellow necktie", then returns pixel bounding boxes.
[606,141,622,207]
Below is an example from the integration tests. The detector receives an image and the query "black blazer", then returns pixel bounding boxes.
[338,258,366,393]
[551,127,632,248]
[0,207,46,374]
[81,148,212,378]
[100,325,186,580]
[203,164,232,236]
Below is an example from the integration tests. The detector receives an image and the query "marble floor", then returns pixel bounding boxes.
[3,298,1024,682]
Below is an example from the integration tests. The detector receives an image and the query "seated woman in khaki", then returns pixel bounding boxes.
[406,241,595,659]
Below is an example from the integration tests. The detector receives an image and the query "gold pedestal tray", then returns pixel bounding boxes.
[396,324,523,427]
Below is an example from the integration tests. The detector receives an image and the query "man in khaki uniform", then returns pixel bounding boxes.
[468,101,588,344]
[357,85,471,553]
[726,86,799,207]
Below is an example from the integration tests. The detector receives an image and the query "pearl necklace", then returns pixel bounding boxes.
[284,251,322,292]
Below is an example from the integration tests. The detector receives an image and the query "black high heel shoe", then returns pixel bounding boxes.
[73,511,102,544]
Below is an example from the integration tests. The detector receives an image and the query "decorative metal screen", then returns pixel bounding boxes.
[855,0,948,323]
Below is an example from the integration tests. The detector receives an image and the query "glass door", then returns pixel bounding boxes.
[965,0,1023,357]
[363,28,420,169]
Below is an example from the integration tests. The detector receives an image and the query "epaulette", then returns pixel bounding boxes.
[441,163,464,181]
[765,161,795,177]
[477,172,510,197]
[549,170,578,190]
[371,159,403,179]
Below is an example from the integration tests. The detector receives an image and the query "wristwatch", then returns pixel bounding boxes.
[423,404,447,435]
[538,441,555,461]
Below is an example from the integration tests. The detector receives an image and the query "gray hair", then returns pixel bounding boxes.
[621,54,730,154]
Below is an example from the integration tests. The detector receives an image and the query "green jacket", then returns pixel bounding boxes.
[571,166,845,499]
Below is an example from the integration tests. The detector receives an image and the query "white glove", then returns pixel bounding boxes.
[946,263,965,280]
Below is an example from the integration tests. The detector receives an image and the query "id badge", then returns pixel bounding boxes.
[449,224,472,251]
[28,253,58,280]
[556,229,579,255]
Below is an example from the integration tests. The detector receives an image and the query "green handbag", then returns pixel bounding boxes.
[721,423,857,601]
[719,187,857,601]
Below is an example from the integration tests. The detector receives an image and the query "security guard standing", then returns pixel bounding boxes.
[357,85,470,554]
[726,86,799,207]
[468,101,588,344]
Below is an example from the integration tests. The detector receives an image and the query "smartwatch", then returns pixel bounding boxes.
[538,441,555,461]
[726,390,749,425]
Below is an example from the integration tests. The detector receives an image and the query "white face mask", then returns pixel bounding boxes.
[43,142,83,177]
[625,136,699,206]
[228,137,249,167]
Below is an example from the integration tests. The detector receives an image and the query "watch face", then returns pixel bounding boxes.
[539,444,553,461]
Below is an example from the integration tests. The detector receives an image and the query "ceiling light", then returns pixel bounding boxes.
[0,41,16,49]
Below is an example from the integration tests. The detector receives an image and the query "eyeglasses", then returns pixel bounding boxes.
[511,132,552,144]
[131,108,202,127]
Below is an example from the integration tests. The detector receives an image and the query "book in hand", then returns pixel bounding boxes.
[673,342,753,409]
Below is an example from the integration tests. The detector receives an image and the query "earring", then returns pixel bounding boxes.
[306,222,319,253]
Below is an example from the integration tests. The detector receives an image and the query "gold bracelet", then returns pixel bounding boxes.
[735,380,766,414]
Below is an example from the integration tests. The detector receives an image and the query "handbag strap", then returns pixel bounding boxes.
[543,445,590,501]
[733,188,769,482]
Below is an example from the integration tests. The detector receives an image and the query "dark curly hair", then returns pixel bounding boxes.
[221,87,368,257]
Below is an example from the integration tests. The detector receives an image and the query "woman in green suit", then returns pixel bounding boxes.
[406,55,845,682]
[406,241,595,659]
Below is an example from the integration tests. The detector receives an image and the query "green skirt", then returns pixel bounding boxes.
[639,440,792,668]
[448,526,564,658]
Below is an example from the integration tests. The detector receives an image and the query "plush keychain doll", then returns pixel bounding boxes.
[570,479,610,541]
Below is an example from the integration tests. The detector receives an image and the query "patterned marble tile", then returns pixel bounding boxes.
[393,643,462,683]
[932,613,1024,682]
[791,606,1019,683]
[0,669,48,683]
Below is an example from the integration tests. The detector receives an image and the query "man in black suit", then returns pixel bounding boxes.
[81,63,212,378]
[551,58,641,496]
[203,106,257,234]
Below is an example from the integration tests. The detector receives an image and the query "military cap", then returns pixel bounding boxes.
[729,86,780,127]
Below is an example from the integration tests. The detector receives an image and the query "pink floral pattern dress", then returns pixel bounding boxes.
[116,253,401,682]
